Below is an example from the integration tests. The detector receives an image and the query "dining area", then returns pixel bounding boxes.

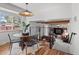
[6,31,40,55]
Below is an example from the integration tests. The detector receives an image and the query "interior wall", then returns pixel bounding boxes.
[69,4,79,55]
[0,31,20,45]
[29,21,44,36]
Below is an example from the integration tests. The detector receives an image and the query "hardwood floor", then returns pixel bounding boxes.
[0,42,70,55]
[0,43,10,55]
[35,46,69,55]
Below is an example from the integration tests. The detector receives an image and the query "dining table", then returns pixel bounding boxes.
[13,33,28,38]
[13,33,32,54]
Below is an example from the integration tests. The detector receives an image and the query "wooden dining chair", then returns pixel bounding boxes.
[19,35,39,54]
[32,35,39,48]
[8,34,21,55]
[25,36,38,54]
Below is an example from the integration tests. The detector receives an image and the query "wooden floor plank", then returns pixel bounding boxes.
[0,42,70,55]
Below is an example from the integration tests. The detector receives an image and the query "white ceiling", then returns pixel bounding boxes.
[0,3,72,21]
[12,3,72,21]
[0,3,25,12]
[11,3,26,10]
[0,3,25,16]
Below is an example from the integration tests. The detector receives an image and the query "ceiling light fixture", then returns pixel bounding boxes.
[19,3,32,16]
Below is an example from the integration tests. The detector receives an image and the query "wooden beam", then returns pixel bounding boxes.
[36,20,70,24]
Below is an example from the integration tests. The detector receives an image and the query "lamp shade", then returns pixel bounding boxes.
[19,10,32,16]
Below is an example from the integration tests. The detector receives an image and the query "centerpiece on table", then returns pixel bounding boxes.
[22,22,30,36]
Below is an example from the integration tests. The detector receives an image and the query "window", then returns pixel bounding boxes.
[0,15,7,24]
[0,14,22,32]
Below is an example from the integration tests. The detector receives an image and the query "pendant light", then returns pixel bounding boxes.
[19,3,32,16]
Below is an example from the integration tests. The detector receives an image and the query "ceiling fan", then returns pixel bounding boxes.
[19,3,32,16]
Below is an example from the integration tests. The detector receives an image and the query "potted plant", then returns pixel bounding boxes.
[22,22,30,35]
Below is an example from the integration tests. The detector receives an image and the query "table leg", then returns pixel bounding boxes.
[25,43,27,55]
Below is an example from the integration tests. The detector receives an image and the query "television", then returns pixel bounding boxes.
[53,28,63,35]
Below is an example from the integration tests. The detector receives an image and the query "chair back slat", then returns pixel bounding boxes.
[8,34,12,44]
